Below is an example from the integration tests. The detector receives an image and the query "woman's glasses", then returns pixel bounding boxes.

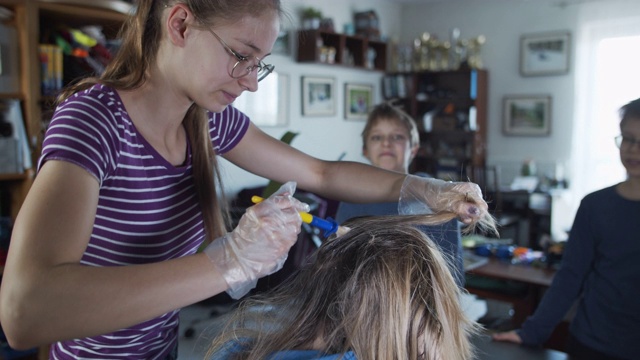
[208,29,274,82]
[615,135,640,149]
[368,134,408,145]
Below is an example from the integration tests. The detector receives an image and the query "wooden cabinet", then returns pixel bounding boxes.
[0,1,129,357]
[383,69,488,182]
[296,29,387,71]
[0,0,129,223]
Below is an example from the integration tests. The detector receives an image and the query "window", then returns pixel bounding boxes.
[570,20,640,219]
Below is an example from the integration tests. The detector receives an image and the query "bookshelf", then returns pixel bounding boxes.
[383,69,488,182]
[0,0,130,223]
[0,2,130,357]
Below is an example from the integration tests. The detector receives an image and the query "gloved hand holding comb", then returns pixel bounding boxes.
[204,181,308,299]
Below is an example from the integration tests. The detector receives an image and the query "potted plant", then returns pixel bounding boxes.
[301,7,322,30]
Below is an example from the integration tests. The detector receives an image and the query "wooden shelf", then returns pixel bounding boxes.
[0,173,27,181]
[39,0,132,15]
[389,69,487,181]
[296,29,387,72]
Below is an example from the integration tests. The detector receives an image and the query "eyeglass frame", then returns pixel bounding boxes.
[614,134,640,148]
[207,28,274,82]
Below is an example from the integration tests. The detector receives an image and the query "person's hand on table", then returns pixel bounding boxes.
[492,330,523,344]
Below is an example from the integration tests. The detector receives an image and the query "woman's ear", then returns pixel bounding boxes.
[362,146,371,161]
[165,4,193,46]
[408,144,419,162]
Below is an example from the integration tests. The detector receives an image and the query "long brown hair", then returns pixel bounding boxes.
[205,213,484,360]
[57,0,283,241]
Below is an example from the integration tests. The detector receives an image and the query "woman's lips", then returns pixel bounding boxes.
[223,91,238,104]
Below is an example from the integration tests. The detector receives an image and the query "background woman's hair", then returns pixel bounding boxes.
[205,214,481,360]
[54,0,283,241]
[620,97,640,128]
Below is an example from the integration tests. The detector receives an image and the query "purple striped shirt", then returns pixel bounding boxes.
[39,84,249,359]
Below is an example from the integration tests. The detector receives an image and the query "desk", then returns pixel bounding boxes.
[467,257,555,287]
[473,332,567,360]
[465,257,556,327]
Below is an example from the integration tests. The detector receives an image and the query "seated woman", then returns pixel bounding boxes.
[205,208,496,360]
[336,102,464,286]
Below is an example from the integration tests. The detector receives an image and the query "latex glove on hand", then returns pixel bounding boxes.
[398,175,496,233]
[204,181,309,299]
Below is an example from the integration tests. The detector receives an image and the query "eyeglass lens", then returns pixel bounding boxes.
[210,28,274,82]
[615,135,640,148]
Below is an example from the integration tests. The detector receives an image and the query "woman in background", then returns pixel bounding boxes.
[335,103,466,286]
[493,98,640,359]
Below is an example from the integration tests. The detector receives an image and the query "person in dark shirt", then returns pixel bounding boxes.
[492,98,640,360]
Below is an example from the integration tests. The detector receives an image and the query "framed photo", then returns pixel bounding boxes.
[344,83,373,120]
[503,95,551,136]
[520,31,570,76]
[301,76,336,116]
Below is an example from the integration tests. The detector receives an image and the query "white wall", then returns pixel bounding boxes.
[399,0,640,185]
[220,0,640,197]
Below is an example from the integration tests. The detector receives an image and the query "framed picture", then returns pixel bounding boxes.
[520,31,570,76]
[344,83,373,120]
[503,95,551,136]
[301,76,336,116]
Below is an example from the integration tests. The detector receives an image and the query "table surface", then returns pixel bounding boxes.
[467,257,557,287]
[473,333,568,360]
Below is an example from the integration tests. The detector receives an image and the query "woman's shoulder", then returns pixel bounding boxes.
[60,84,121,107]
[581,184,640,211]
[584,184,622,202]
[208,106,251,154]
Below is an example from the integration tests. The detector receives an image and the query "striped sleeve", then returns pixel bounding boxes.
[39,88,121,184]
[209,105,250,154]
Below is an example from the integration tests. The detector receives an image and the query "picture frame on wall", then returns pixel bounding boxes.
[503,95,551,136]
[344,83,373,120]
[301,76,336,116]
[520,31,570,76]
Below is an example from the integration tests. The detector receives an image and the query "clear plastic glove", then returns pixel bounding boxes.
[204,181,309,299]
[398,175,488,225]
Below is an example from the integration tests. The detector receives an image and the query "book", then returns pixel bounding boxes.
[0,23,20,92]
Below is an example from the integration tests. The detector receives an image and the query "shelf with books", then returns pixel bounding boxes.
[384,69,487,182]
[0,0,129,227]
